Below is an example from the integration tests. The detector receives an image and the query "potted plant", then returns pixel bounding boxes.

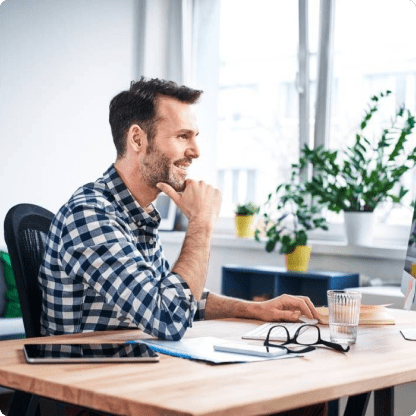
[298,90,416,245]
[254,167,328,271]
[235,202,259,238]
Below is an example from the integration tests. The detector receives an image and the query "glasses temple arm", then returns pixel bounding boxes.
[320,339,350,352]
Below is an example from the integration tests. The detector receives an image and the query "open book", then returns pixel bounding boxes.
[316,304,395,325]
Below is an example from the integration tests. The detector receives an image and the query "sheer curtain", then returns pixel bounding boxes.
[313,0,335,149]
[136,0,195,85]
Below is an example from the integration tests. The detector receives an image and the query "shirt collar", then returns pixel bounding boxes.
[102,164,161,228]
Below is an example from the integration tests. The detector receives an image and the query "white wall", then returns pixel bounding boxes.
[0,0,141,248]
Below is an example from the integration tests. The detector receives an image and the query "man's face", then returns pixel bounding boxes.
[140,96,200,192]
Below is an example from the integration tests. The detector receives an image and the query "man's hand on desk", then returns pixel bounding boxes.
[204,293,321,322]
[254,294,321,322]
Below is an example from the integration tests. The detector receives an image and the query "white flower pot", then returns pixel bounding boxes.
[344,211,375,246]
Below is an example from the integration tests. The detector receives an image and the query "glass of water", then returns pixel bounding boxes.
[327,290,362,345]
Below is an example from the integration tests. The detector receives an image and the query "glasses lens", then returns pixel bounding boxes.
[268,326,289,344]
[296,326,320,345]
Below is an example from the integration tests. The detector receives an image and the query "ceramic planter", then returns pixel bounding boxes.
[344,211,374,246]
[235,215,255,238]
[285,245,312,272]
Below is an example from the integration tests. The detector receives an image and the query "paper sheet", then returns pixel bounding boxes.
[137,337,301,364]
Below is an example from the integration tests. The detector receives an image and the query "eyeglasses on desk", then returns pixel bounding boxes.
[264,324,350,354]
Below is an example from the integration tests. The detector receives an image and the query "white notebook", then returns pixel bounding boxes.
[140,336,300,363]
[242,322,309,341]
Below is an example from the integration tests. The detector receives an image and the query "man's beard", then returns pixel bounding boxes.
[140,142,188,192]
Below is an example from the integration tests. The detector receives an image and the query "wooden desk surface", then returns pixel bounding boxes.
[1,309,416,416]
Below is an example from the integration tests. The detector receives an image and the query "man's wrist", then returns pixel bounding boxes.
[234,298,262,320]
[187,219,214,235]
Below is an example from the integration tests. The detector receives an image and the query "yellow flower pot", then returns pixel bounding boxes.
[235,215,255,238]
[285,245,312,272]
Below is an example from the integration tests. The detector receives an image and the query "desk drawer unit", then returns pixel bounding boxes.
[222,265,359,306]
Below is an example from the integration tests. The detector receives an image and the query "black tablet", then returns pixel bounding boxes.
[23,343,159,363]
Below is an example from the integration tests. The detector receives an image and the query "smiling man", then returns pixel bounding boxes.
[39,77,321,341]
[39,78,327,415]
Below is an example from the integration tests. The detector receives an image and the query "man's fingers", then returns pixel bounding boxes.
[298,295,321,320]
[156,182,181,206]
[276,310,301,322]
[280,295,315,319]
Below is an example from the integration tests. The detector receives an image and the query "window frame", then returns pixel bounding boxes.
[198,0,413,248]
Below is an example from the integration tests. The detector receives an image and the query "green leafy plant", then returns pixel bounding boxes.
[254,167,328,254]
[298,90,416,213]
[235,202,259,216]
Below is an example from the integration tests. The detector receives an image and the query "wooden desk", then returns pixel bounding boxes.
[1,309,416,416]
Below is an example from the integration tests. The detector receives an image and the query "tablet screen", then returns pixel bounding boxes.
[23,343,159,363]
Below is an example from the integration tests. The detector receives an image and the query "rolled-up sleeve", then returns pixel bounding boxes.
[59,204,201,340]
[194,289,210,321]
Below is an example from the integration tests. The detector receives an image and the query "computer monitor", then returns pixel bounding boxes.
[401,205,416,310]
[155,194,177,231]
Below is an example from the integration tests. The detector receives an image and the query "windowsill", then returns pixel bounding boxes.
[159,231,408,261]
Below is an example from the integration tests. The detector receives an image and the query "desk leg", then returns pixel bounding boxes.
[56,401,66,416]
[328,399,339,416]
[343,392,371,416]
[8,390,40,416]
[374,387,394,416]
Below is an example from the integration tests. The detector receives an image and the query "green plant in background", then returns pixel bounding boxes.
[254,166,328,254]
[298,90,416,213]
[235,202,260,216]
[0,251,22,318]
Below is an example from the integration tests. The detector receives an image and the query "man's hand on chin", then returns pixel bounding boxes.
[156,180,221,230]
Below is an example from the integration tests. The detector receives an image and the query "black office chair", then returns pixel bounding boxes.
[4,203,54,339]
[3,203,63,416]
[4,204,105,416]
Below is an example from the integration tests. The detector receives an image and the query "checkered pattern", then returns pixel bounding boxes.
[39,164,209,340]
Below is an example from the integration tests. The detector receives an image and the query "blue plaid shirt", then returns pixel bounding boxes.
[39,165,209,340]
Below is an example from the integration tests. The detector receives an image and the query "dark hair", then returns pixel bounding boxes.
[109,77,203,158]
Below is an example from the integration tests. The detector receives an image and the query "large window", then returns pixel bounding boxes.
[217,0,301,215]
[329,0,416,227]
[196,0,416,243]
[215,0,323,217]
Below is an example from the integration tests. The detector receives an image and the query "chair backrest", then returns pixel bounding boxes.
[4,204,54,338]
